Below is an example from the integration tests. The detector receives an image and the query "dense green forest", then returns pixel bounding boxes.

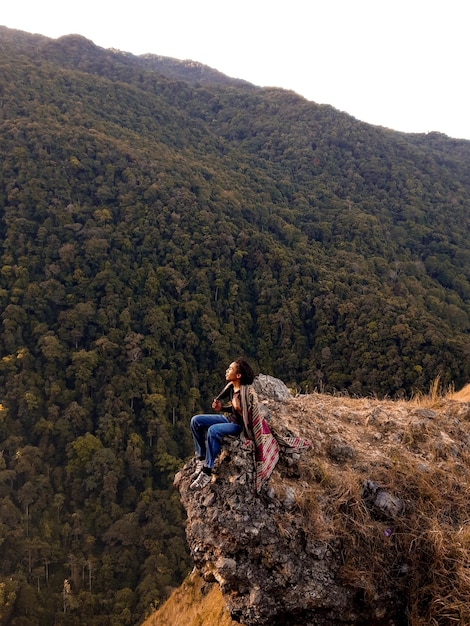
[1,25,470,624]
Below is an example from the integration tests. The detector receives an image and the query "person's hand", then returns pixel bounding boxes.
[212,399,222,411]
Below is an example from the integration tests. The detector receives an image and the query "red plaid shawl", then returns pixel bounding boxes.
[240,385,312,493]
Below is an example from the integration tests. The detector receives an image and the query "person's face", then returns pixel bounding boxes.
[225,362,241,383]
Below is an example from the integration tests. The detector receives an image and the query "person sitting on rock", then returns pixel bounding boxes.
[189,357,256,491]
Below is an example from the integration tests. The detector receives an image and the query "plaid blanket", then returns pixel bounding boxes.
[240,385,312,492]
[251,410,280,492]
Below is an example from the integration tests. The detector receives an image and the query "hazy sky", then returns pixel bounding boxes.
[2,0,469,140]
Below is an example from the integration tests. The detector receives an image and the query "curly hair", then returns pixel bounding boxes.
[234,357,255,385]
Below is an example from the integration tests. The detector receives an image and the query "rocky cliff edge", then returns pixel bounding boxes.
[168,377,470,626]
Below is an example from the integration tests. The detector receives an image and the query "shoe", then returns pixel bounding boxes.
[190,471,211,490]
[191,459,204,479]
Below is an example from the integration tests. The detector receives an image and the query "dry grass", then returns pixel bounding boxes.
[144,570,239,626]
[449,382,470,403]
[411,375,458,407]
[282,381,470,625]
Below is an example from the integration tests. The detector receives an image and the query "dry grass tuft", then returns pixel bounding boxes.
[412,375,456,407]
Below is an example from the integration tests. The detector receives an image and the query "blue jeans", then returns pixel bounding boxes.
[190,414,242,469]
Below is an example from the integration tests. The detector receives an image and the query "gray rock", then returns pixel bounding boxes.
[362,480,405,519]
[175,437,400,625]
[328,437,356,463]
[253,374,292,402]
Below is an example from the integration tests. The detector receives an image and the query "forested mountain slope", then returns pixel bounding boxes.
[0,25,470,624]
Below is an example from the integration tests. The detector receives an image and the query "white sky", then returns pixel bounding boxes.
[2,0,470,140]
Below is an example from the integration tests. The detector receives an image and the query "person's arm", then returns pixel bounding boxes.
[213,383,233,412]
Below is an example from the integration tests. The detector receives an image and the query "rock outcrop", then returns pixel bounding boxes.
[172,378,470,626]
